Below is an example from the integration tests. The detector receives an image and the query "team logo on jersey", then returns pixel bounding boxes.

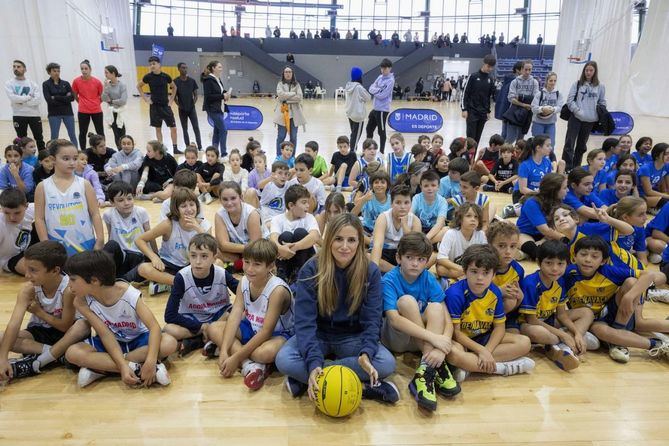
[550,296,558,303]
[485,308,494,316]
[597,287,605,293]
[73,192,81,199]
[131,217,137,224]
[15,229,31,249]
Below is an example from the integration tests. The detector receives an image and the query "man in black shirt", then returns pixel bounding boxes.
[460,54,497,145]
[174,63,202,150]
[136,56,181,154]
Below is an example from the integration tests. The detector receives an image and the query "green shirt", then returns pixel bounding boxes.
[312,154,328,178]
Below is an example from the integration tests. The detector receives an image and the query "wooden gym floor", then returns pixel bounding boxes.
[1,99,669,445]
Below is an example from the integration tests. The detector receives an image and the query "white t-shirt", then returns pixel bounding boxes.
[286,177,326,211]
[270,212,319,236]
[222,168,248,191]
[437,229,487,263]
[260,181,288,223]
[160,197,206,221]
[103,206,150,254]
[0,203,34,271]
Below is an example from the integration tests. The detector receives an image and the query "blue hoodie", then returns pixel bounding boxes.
[294,257,382,374]
[369,72,395,112]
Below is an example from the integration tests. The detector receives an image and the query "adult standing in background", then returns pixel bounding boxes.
[562,61,606,171]
[201,60,230,160]
[167,23,174,36]
[365,59,394,154]
[265,25,272,39]
[345,66,371,151]
[495,61,522,141]
[286,53,295,64]
[72,59,104,151]
[174,62,202,150]
[274,66,305,156]
[101,65,127,148]
[5,60,45,150]
[505,59,539,143]
[274,26,281,38]
[460,54,497,145]
[42,62,77,147]
[352,28,358,39]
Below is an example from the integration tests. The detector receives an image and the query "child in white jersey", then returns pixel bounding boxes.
[255,160,290,225]
[437,203,487,280]
[286,153,326,214]
[33,139,104,255]
[222,149,249,191]
[0,242,82,381]
[206,239,293,391]
[102,181,154,282]
[65,250,178,388]
[215,181,263,268]
[371,184,422,273]
[159,169,203,221]
[0,189,35,276]
[164,234,239,356]
[136,188,212,295]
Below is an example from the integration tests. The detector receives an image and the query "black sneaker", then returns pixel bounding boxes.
[180,335,205,357]
[10,355,39,379]
[435,361,461,397]
[202,341,218,358]
[173,147,184,155]
[362,380,400,404]
[285,376,307,397]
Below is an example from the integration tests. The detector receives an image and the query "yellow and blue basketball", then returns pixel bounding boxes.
[314,365,362,417]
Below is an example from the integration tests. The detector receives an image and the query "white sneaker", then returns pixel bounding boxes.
[204,193,215,205]
[154,363,171,386]
[198,193,207,203]
[149,281,171,296]
[651,332,669,343]
[584,331,601,350]
[648,340,669,359]
[221,156,229,164]
[499,357,535,376]
[646,288,669,303]
[545,343,579,371]
[648,253,662,264]
[608,345,630,363]
[78,367,106,388]
[452,367,469,383]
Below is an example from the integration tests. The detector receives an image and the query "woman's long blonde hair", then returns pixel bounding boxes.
[315,213,368,317]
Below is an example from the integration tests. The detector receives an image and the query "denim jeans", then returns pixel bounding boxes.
[276,118,298,156]
[48,115,78,148]
[531,122,556,146]
[207,111,228,156]
[505,124,527,144]
[275,332,396,384]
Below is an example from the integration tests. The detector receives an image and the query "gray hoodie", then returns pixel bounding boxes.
[105,148,143,188]
[344,81,371,122]
[5,78,41,117]
[531,88,563,124]
[567,81,606,123]
[507,75,540,103]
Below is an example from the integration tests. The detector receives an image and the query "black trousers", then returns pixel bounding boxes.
[78,112,104,150]
[13,116,45,150]
[276,228,315,284]
[349,118,365,151]
[103,240,146,282]
[178,107,202,149]
[561,116,595,171]
[110,112,126,149]
[465,113,487,145]
[365,110,390,153]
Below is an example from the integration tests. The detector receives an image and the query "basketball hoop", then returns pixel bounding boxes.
[568,37,592,64]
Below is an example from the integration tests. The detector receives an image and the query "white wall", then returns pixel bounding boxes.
[0,0,136,120]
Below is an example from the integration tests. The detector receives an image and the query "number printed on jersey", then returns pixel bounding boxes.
[59,213,76,226]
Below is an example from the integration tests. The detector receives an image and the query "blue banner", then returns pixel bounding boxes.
[592,111,634,135]
[151,44,165,60]
[207,105,264,131]
[387,108,443,133]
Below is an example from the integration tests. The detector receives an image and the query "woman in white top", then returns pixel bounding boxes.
[215,181,263,264]
[101,65,127,148]
[274,66,305,156]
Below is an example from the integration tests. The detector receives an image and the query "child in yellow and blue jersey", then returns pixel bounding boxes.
[519,241,595,371]
[565,236,669,364]
[445,245,534,382]
[486,221,525,330]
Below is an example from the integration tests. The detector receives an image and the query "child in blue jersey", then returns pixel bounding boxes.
[275,141,296,170]
[136,188,212,295]
[607,197,652,268]
[445,245,534,381]
[487,221,525,330]
[439,157,468,204]
[646,202,669,265]
[585,149,607,192]
[618,134,633,158]
[448,171,496,230]
[351,169,391,237]
[0,144,34,200]
[64,250,178,388]
[604,154,637,189]
[519,241,591,371]
[386,133,414,184]
[632,136,653,166]
[599,169,636,206]
[516,173,568,260]
[412,170,449,244]
[565,237,669,363]
[661,245,669,280]
[381,233,459,412]
[207,239,293,391]
[564,167,606,221]
[512,135,553,204]
[349,138,384,190]
[163,234,238,356]
[600,137,620,173]
[33,139,104,255]
[638,142,669,210]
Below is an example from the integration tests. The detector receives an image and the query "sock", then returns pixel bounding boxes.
[493,362,507,375]
[34,344,56,372]
[335,185,342,193]
[128,361,141,376]
[520,241,538,260]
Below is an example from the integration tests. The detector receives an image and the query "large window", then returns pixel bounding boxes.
[130,0,648,44]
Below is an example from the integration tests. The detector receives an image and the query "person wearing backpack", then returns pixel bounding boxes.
[531,72,563,146]
[561,61,606,172]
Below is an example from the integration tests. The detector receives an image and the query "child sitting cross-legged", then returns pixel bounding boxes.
[436,203,487,281]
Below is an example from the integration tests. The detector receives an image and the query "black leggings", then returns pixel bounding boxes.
[365,110,389,153]
[78,112,104,150]
[349,119,365,151]
[561,116,594,171]
[276,228,315,284]
[103,240,146,282]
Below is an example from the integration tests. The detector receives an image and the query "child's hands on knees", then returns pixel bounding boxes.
[152,258,165,272]
[121,363,141,386]
[358,353,378,387]
[423,348,446,369]
[430,333,452,354]
[477,349,495,373]
[219,353,240,378]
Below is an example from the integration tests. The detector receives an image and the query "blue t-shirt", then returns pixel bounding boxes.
[445,279,505,338]
[519,271,568,321]
[23,155,38,168]
[361,194,391,231]
[598,188,631,206]
[616,225,647,254]
[632,152,652,166]
[276,155,295,168]
[662,244,669,264]
[646,201,669,237]
[563,263,637,314]
[439,176,460,200]
[637,161,669,197]
[516,198,546,236]
[592,169,608,191]
[603,154,618,173]
[605,169,618,188]
[412,193,448,230]
[382,267,444,313]
[563,189,604,210]
[514,156,552,192]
